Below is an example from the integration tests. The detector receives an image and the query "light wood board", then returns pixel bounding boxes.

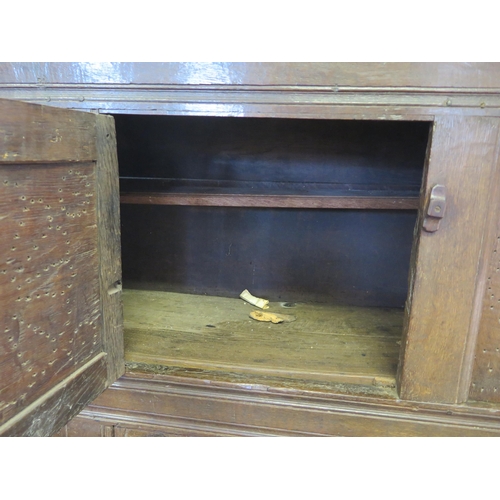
[123,289,403,386]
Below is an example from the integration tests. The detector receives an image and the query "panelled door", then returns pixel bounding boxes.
[0,98,123,436]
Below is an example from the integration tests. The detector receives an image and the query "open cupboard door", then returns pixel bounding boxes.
[0,99,124,436]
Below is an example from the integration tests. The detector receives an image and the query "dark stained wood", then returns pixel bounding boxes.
[119,178,422,198]
[120,192,420,210]
[60,371,500,437]
[120,205,417,308]
[95,114,125,384]
[116,115,425,209]
[0,99,124,436]
[114,115,428,186]
[397,116,500,404]
[1,63,500,89]
[123,289,402,387]
[0,98,96,163]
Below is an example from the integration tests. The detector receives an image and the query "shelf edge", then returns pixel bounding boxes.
[120,192,420,210]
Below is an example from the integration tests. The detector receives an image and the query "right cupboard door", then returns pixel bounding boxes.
[397,115,500,404]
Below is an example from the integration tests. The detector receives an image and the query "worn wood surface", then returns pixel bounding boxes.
[397,116,500,404]
[1,354,108,436]
[58,370,500,437]
[0,161,103,430]
[123,289,402,386]
[121,205,417,308]
[2,64,500,120]
[0,99,123,436]
[0,98,96,163]
[2,65,500,435]
[120,192,419,210]
[2,63,500,89]
[53,409,114,436]
[95,114,125,384]
[6,97,500,121]
[470,147,500,402]
[2,64,500,119]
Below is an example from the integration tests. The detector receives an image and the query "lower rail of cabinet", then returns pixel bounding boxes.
[54,369,500,437]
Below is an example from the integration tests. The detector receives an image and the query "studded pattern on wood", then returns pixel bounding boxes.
[470,231,500,401]
[0,162,101,426]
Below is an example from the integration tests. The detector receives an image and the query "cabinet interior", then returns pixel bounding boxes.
[115,114,430,391]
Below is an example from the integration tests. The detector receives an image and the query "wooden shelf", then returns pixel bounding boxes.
[120,191,420,209]
[119,177,421,209]
[123,289,403,387]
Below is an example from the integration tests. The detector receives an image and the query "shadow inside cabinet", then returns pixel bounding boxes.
[115,114,430,393]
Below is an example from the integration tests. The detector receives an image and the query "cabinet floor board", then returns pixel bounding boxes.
[123,289,402,387]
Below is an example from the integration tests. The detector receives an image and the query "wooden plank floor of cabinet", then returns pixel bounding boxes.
[122,289,402,387]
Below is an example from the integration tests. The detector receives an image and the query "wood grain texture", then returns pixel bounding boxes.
[123,290,402,387]
[120,192,419,210]
[4,94,500,121]
[1,63,500,89]
[0,100,125,435]
[0,98,96,163]
[3,90,500,122]
[60,371,500,437]
[2,64,500,120]
[1,65,499,432]
[397,116,500,403]
[0,354,107,436]
[0,162,104,429]
[53,412,113,436]
[469,149,500,401]
[95,114,124,384]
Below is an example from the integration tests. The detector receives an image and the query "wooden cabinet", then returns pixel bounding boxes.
[2,63,500,436]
